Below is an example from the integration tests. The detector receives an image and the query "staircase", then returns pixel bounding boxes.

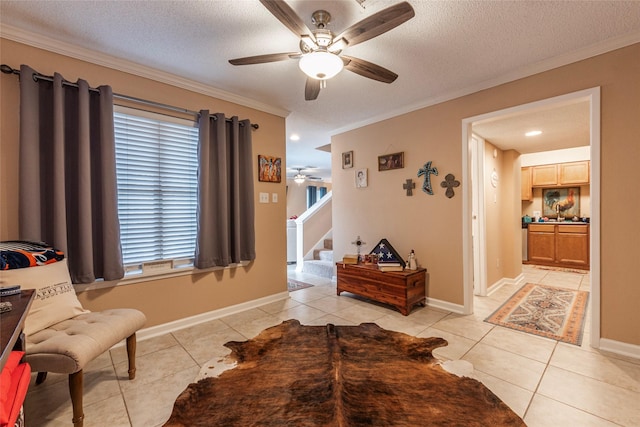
[302,238,333,279]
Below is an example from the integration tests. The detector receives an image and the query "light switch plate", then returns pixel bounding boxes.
[259,192,269,203]
[272,193,278,203]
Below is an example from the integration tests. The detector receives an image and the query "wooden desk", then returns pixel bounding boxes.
[1,289,35,370]
[336,263,426,315]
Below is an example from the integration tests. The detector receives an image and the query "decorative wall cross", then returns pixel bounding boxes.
[402,179,416,196]
[441,173,460,198]
[417,161,438,195]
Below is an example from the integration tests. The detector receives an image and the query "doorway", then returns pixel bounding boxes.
[461,87,601,348]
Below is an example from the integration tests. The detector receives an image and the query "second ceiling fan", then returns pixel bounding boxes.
[229,0,415,101]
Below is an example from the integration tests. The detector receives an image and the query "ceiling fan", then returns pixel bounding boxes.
[229,0,415,101]
[288,167,322,183]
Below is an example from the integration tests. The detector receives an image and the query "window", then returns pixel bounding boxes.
[114,108,198,273]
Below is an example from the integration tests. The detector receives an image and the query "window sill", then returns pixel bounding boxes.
[74,261,251,293]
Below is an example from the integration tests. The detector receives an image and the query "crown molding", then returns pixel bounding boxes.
[0,24,290,118]
[331,31,640,136]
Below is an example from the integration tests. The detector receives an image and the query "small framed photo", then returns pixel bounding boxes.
[378,152,404,171]
[342,151,354,169]
[258,155,282,183]
[355,168,368,188]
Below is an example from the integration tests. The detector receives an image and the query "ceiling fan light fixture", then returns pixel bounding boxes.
[293,174,306,184]
[299,51,343,80]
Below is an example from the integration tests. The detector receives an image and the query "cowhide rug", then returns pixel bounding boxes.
[164,320,525,426]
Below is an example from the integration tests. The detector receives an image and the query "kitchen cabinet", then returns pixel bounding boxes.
[530,161,590,187]
[531,164,558,186]
[521,167,533,201]
[558,161,589,185]
[527,223,589,269]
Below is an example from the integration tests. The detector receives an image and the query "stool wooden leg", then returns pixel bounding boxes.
[69,370,84,427]
[126,333,137,380]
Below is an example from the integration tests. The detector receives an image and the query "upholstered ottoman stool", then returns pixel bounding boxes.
[26,309,146,427]
[0,243,147,427]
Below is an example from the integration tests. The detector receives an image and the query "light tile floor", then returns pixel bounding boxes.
[24,265,640,426]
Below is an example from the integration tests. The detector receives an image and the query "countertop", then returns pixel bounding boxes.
[524,221,589,227]
[523,221,590,228]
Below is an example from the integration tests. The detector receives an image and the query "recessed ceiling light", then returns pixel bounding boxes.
[290,134,300,141]
[525,130,542,137]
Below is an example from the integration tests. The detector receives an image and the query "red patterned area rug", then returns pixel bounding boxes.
[485,283,589,345]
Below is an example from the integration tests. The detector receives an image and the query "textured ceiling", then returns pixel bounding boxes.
[2,1,640,181]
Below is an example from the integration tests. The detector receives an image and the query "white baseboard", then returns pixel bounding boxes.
[130,291,290,344]
[427,297,465,315]
[487,273,525,296]
[598,338,640,360]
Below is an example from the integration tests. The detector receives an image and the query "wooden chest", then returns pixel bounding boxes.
[336,263,426,315]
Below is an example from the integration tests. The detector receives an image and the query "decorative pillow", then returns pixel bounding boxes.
[0,240,65,271]
[0,260,88,336]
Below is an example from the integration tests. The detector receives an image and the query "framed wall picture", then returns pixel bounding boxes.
[542,187,580,218]
[342,151,354,169]
[378,152,404,171]
[355,168,368,188]
[258,155,282,183]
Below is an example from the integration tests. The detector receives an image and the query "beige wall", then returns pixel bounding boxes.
[286,179,332,219]
[482,141,522,288]
[502,150,523,280]
[0,39,288,327]
[332,43,640,346]
[286,180,309,219]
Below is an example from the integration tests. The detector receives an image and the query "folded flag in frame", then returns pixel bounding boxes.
[370,239,405,266]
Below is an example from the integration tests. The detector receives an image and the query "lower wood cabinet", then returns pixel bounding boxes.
[336,263,426,315]
[527,223,589,269]
[528,224,556,264]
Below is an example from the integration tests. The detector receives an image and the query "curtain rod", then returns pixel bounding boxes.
[0,64,259,129]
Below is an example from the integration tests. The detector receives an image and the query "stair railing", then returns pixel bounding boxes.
[294,191,332,271]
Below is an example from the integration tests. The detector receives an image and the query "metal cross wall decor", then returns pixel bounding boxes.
[441,173,460,198]
[417,161,438,195]
[403,179,416,196]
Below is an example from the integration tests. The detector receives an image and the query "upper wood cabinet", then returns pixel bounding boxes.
[558,161,590,185]
[521,167,533,201]
[531,164,558,186]
[530,161,590,187]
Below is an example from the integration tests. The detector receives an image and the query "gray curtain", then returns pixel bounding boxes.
[18,65,123,283]
[195,111,255,268]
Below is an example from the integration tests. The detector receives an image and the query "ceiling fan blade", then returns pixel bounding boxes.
[229,52,298,65]
[305,78,321,101]
[259,0,316,41]
[335,1,415,48]
[342,55,398,83]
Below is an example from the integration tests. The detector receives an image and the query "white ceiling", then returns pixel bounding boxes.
[2,1,640,181]
[472,98,591,154]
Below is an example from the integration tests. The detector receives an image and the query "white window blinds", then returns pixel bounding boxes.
[114,109,198,267]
